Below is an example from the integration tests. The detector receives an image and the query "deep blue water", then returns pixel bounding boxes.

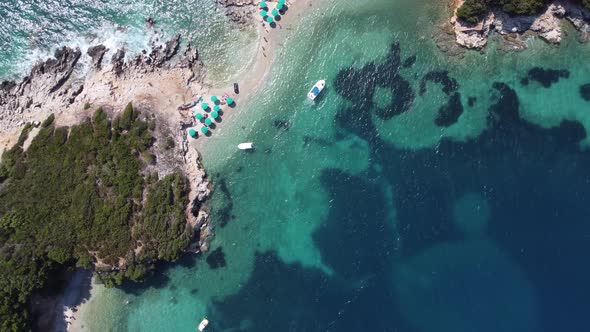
[204,43,590,332]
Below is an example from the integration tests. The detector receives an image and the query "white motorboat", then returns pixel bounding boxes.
[198,318,209,331]
[307,80,326,101]
[238,142,254,150]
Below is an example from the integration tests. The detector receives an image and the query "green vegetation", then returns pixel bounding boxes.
[457,0,490,23]
[0,105,192,331]
[457,0,590,23]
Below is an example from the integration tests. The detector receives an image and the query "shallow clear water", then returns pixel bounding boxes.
[8,0,590,331]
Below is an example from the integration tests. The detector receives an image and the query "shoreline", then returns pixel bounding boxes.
[448,0,590,51]
[18,1,309,330]
[193,0,309,152]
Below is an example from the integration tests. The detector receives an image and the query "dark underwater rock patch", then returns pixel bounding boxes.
[468,96,477,107]
[402,55,417,68]
[489,82,521,125]
[216,178,234,228]
[521,67,570,88]
[334,42,415,120]
[419,70,459,96]
[435,93,464,127]
[579,83,590,101]
[206,247,227,269]
[273,119,290,130]
[374,76,415,120]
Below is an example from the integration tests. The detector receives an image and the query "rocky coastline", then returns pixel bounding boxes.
[0,28,213,275]
[449,0,590,50]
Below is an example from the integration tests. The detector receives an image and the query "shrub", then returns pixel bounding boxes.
[457,0,489,23]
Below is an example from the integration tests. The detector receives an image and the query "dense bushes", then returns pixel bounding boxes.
[457,0,490,23]
[0,105,192,330]
[456,0,590,23]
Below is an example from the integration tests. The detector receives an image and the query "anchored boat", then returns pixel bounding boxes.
[307,80,326,101]
[198,318,209,331]
[238,142,254,150]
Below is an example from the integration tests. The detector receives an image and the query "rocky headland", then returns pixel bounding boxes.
[0,22,219,330]
[448,0,590,50]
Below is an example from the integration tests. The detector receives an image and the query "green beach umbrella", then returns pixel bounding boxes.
[266,16,273,23]
[211,111,219,119]
[205,118,213,126]
[188,128,197,137]
[277,2,284,10]
[211,96,219,103]
[201,102,209,110]
[226,97,235,105]
[259,1,267,8]
[272,9,279,16]
[196,113,203,120]
[260,10,267,17]
[201,126,209,134]
[214,105,221,112]
[278,0,285,4]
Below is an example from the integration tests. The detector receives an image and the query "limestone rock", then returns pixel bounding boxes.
[87,45,108,69]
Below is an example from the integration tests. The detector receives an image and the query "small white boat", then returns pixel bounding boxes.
[307,80,326,101]
[198,318,209,331]
[238,142,254,150]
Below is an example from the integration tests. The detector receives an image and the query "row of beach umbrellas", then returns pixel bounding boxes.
[259,0,286,23]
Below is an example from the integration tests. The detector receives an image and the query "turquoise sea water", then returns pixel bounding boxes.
[6,0,590,331]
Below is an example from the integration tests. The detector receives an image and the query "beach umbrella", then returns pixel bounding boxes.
[259,1,267,8]
[277,2,284,10]
[278,0,285,4]
[260,10,268,17]
[201,126,209,134]
[205,118,213,126]
[211,96,219,103]
[226,97,235,105]
[266,16,274,23]
[188,128,197,137]
[201,102,209,110]
[272,9,279,17]
[196,113,203,120]
[211,111,219,119]
[214,105,221,112]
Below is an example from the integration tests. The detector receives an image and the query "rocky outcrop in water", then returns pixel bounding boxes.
[87,45,108,69]
[0,46,81,127]
[450,1,590,50]
[217,0,258,25]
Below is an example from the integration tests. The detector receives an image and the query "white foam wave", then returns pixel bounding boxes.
[10,22,167,81]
